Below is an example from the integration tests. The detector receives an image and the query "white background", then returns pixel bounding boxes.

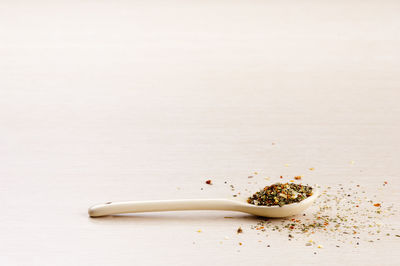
[1,0,399,265]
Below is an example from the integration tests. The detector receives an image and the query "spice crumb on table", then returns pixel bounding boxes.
[198,173,398,253]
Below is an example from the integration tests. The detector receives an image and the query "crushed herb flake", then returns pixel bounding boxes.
[247,183,313,207]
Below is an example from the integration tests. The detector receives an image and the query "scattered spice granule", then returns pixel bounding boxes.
[280,176,283,179]
[254,172,258,175]
[309,167,315,171]
[246,181,398,251]
[197,230,202,233]
[205,180,212,185]
[294,176,302,180]
[239,242,242,246]
[205,173,397,251]
[237,227,243,234]
[247,183,313,207]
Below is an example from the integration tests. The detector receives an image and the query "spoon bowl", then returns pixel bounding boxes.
[89,188,319,218]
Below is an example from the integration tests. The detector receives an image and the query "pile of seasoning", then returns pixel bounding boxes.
[247,183,313,207]
[248,182,397,249]
[201,173,398,251]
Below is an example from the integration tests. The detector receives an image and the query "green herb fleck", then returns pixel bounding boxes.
[247,183,313,207]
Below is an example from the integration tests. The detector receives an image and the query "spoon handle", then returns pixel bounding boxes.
[88,199,241,217]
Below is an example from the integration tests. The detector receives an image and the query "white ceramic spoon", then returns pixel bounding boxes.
[88,188,318,218]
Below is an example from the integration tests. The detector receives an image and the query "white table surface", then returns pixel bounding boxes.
[1,0,399,265]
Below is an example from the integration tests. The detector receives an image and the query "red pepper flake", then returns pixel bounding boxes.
[356,205,359,207]
[205,180,212,185]
[294,176,302,180]
[280,176,283,179]
[289,226,294,230]
[237,227,243,234]
[373,203,381,207]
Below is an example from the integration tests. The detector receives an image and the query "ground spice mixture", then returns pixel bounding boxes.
[247,183,313,207]
[200,173,398,252]
[248,181,397,250]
